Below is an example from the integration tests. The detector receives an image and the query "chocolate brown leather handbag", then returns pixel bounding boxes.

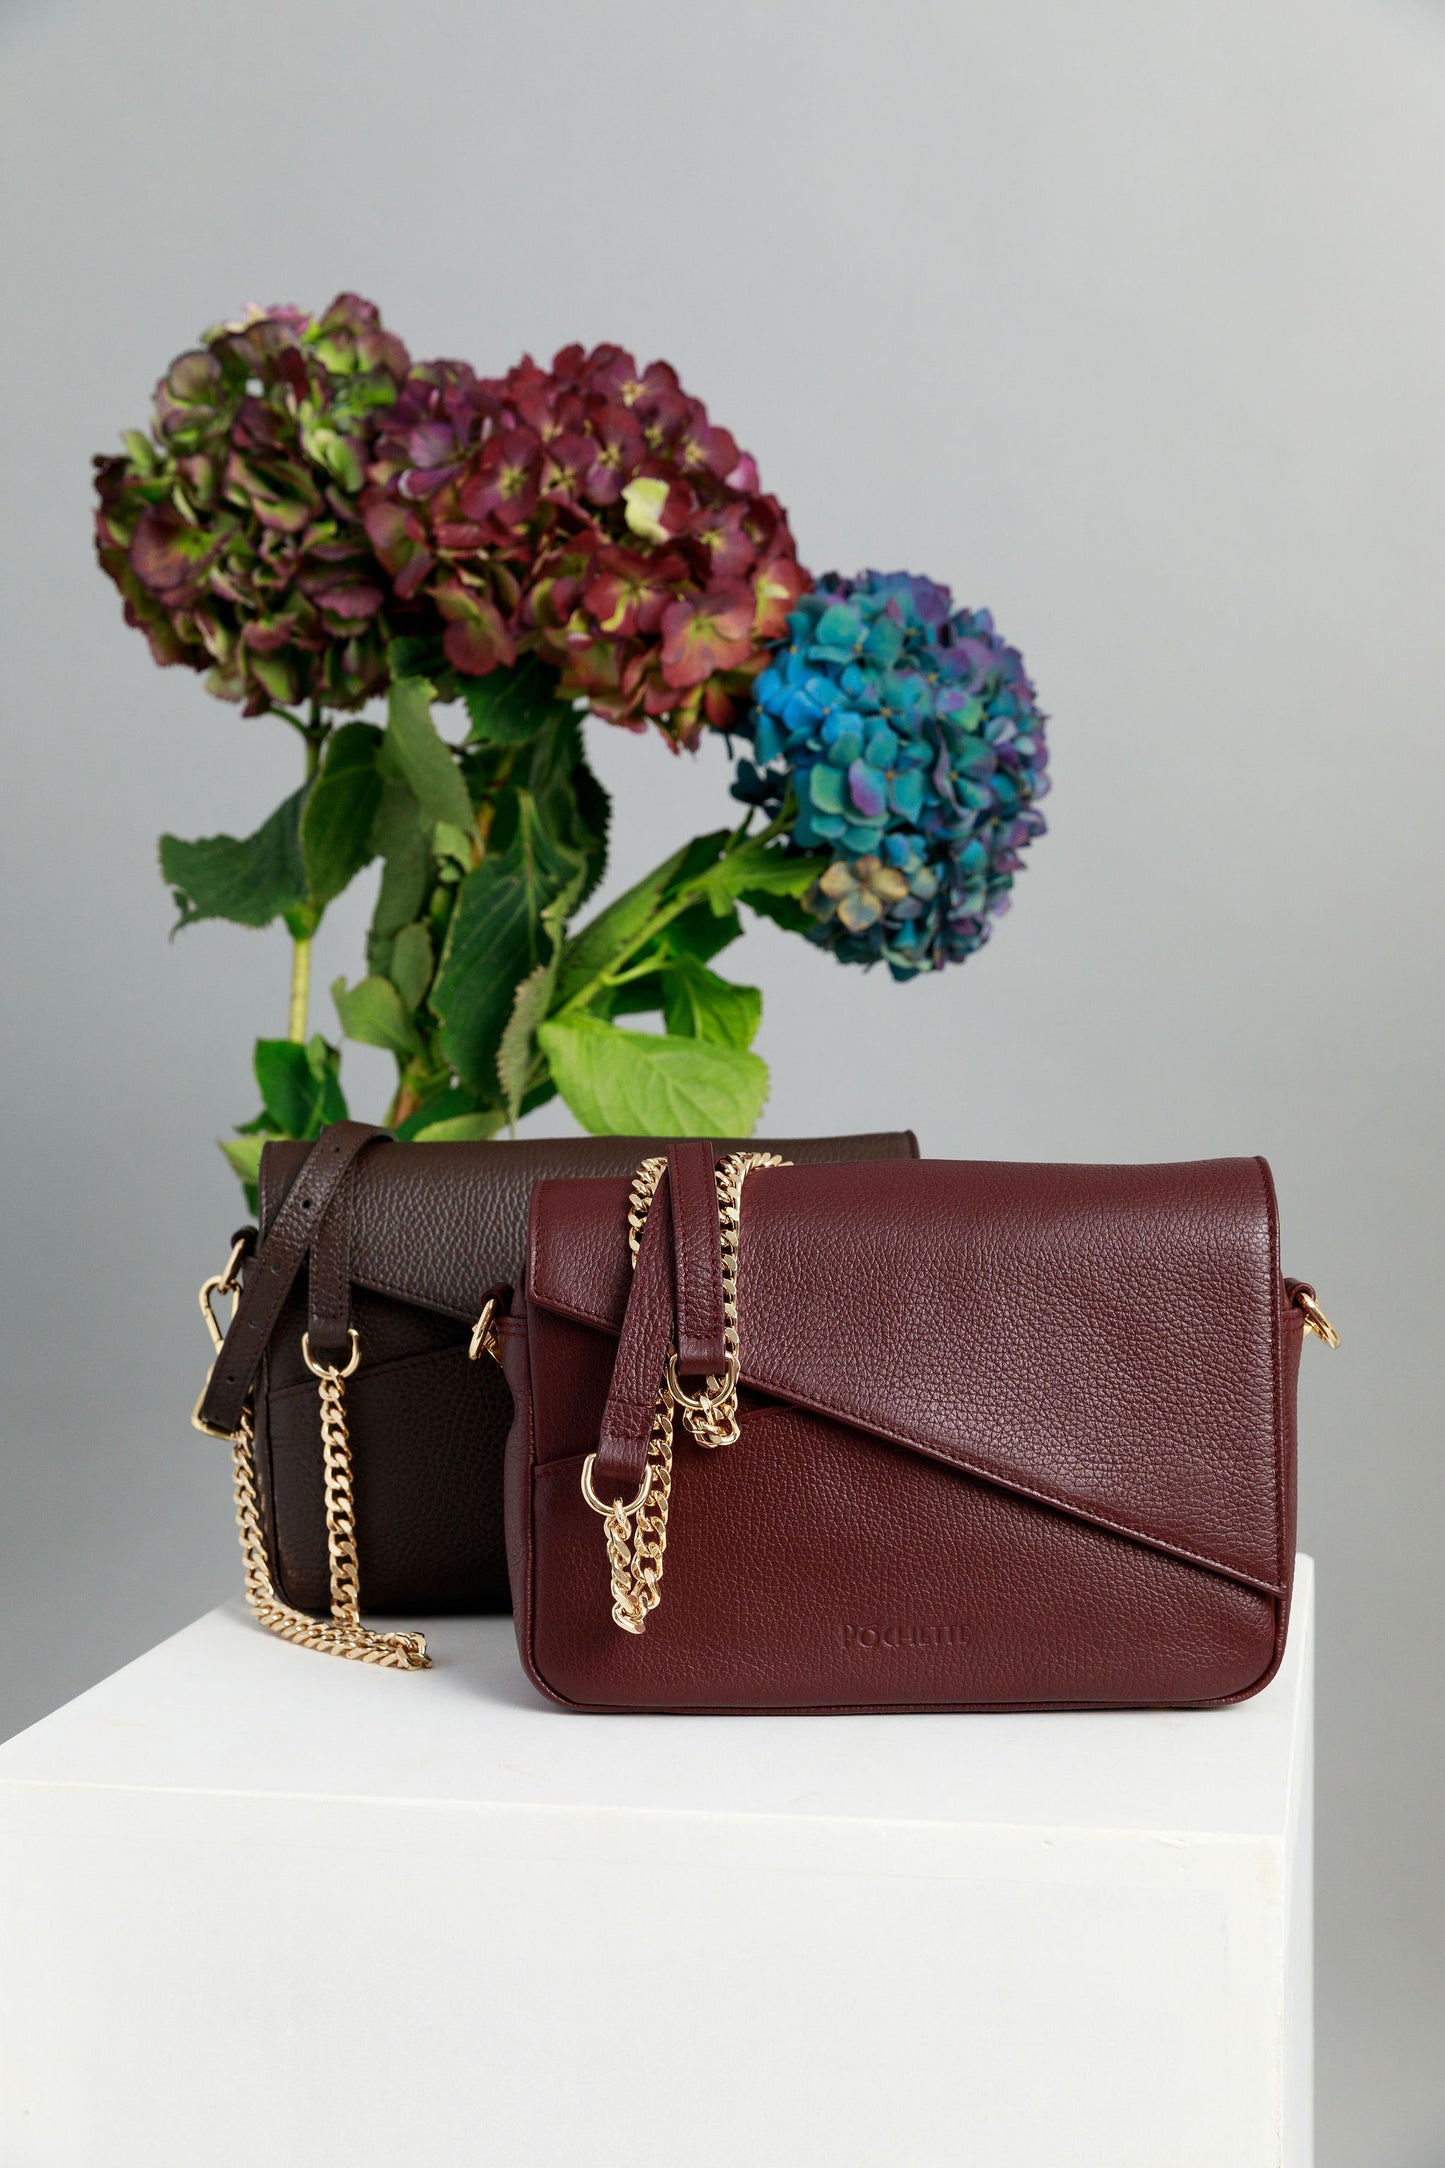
[503,1143,1338,1713]
[192,1122,918,1668]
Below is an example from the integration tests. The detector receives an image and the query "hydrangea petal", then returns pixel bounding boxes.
[846,759,888,821]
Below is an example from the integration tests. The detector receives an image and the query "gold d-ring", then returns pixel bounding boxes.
[301,1328,361,1380]
[580,1453,651,1519]
[664,1351,740,1412]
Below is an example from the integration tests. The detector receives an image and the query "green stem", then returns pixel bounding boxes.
[604,957,667,990]
[287,934,312,1044]
[553,804,807,1023]
[553,886,698,1021]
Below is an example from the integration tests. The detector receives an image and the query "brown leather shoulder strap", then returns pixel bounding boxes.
[666,1139,725,1380]
[197,1120,388,1439]
[308,1168,359,1364]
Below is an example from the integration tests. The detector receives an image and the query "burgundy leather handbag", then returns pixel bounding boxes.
[503,1144,1337,1713]
[192,1123,917,1668]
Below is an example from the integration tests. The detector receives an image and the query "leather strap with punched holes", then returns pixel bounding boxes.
[196,1121,389,1439]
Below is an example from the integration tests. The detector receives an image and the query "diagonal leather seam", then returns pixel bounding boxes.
[519,1445,1287,1713]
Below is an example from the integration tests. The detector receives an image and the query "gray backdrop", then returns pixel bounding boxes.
[1,0,1441,2159]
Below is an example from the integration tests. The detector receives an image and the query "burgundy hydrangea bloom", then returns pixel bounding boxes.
[94,296,412,714]
[362,343,810,743]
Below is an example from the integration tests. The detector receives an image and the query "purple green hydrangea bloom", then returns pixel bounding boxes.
[733,570,1049,978]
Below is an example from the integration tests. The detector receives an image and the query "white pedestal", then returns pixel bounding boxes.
[0,1559,1313,2168]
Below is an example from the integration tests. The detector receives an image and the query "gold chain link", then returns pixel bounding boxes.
[583,1149,785,1634]
[196,1253,429,1668]
[671,1151,785,1448]
[229,1399,429,1668]
[627,1154,668,1263]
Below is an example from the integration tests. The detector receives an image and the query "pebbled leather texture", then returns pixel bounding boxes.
[508,1155,1305,1711]
[666,1140,725,1378]
[252,1129,919,1616]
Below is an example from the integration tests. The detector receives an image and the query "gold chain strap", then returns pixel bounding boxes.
[195,1249,429,1668]
[229,1403,428,1667]
[627,1152,668,1263]
[582,1149,785,1635]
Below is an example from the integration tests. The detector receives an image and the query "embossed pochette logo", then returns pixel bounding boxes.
[842,1623,967,1651]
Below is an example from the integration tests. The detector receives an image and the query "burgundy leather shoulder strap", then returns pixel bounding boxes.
[196,1120,388,1438]
[666,1139,725,1380]
[592,1177,676,1501]
[591,1144,730,1499]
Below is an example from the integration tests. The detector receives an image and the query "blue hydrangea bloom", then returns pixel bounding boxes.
[733,570,1049,978]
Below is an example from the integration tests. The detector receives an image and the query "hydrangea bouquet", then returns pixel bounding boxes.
[94,296,1050,1200]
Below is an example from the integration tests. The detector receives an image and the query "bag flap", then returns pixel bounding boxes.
[527,1156,1291,1594]
[259,1131,919,1326]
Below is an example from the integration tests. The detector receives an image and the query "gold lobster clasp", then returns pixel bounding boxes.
[197,1235,248,1354]
[191,1236,250,1440]
[469,1295,501,1364]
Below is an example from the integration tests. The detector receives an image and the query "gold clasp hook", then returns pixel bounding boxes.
[469,1296,500,1364]
[192,1236,250,1439]
[198,1235,248,1354]
[1296,1289,1340,1349]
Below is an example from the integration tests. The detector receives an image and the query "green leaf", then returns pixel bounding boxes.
[331,974,424,1057]
[160,787,307,931]
[387,633,449,685]
[308,1038,347,1127]
[571,754,611,908]
[218,1132,270,1210]
[251,1034,347,1138]
[604,971,667,1017]
[495,965,553,1125]
[744,887,817,936]
[122,428,158,474]
[538,1015,769,1137]
[389,921,434,1013]
[432,821,475,872]
[412,1109,508,1142]
[300,722,382,909]
[494,860,588,1126]
[694,837,826,915]
[554,831,729,1009]
[365,778,433,978]
[659,899,743,969]
[433,791,586,1096]
[384,677,475,835]
[519,1076,560,1120]
[463,655,572,746]
[661,957,762,1051]
[393,1085,480,1142]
